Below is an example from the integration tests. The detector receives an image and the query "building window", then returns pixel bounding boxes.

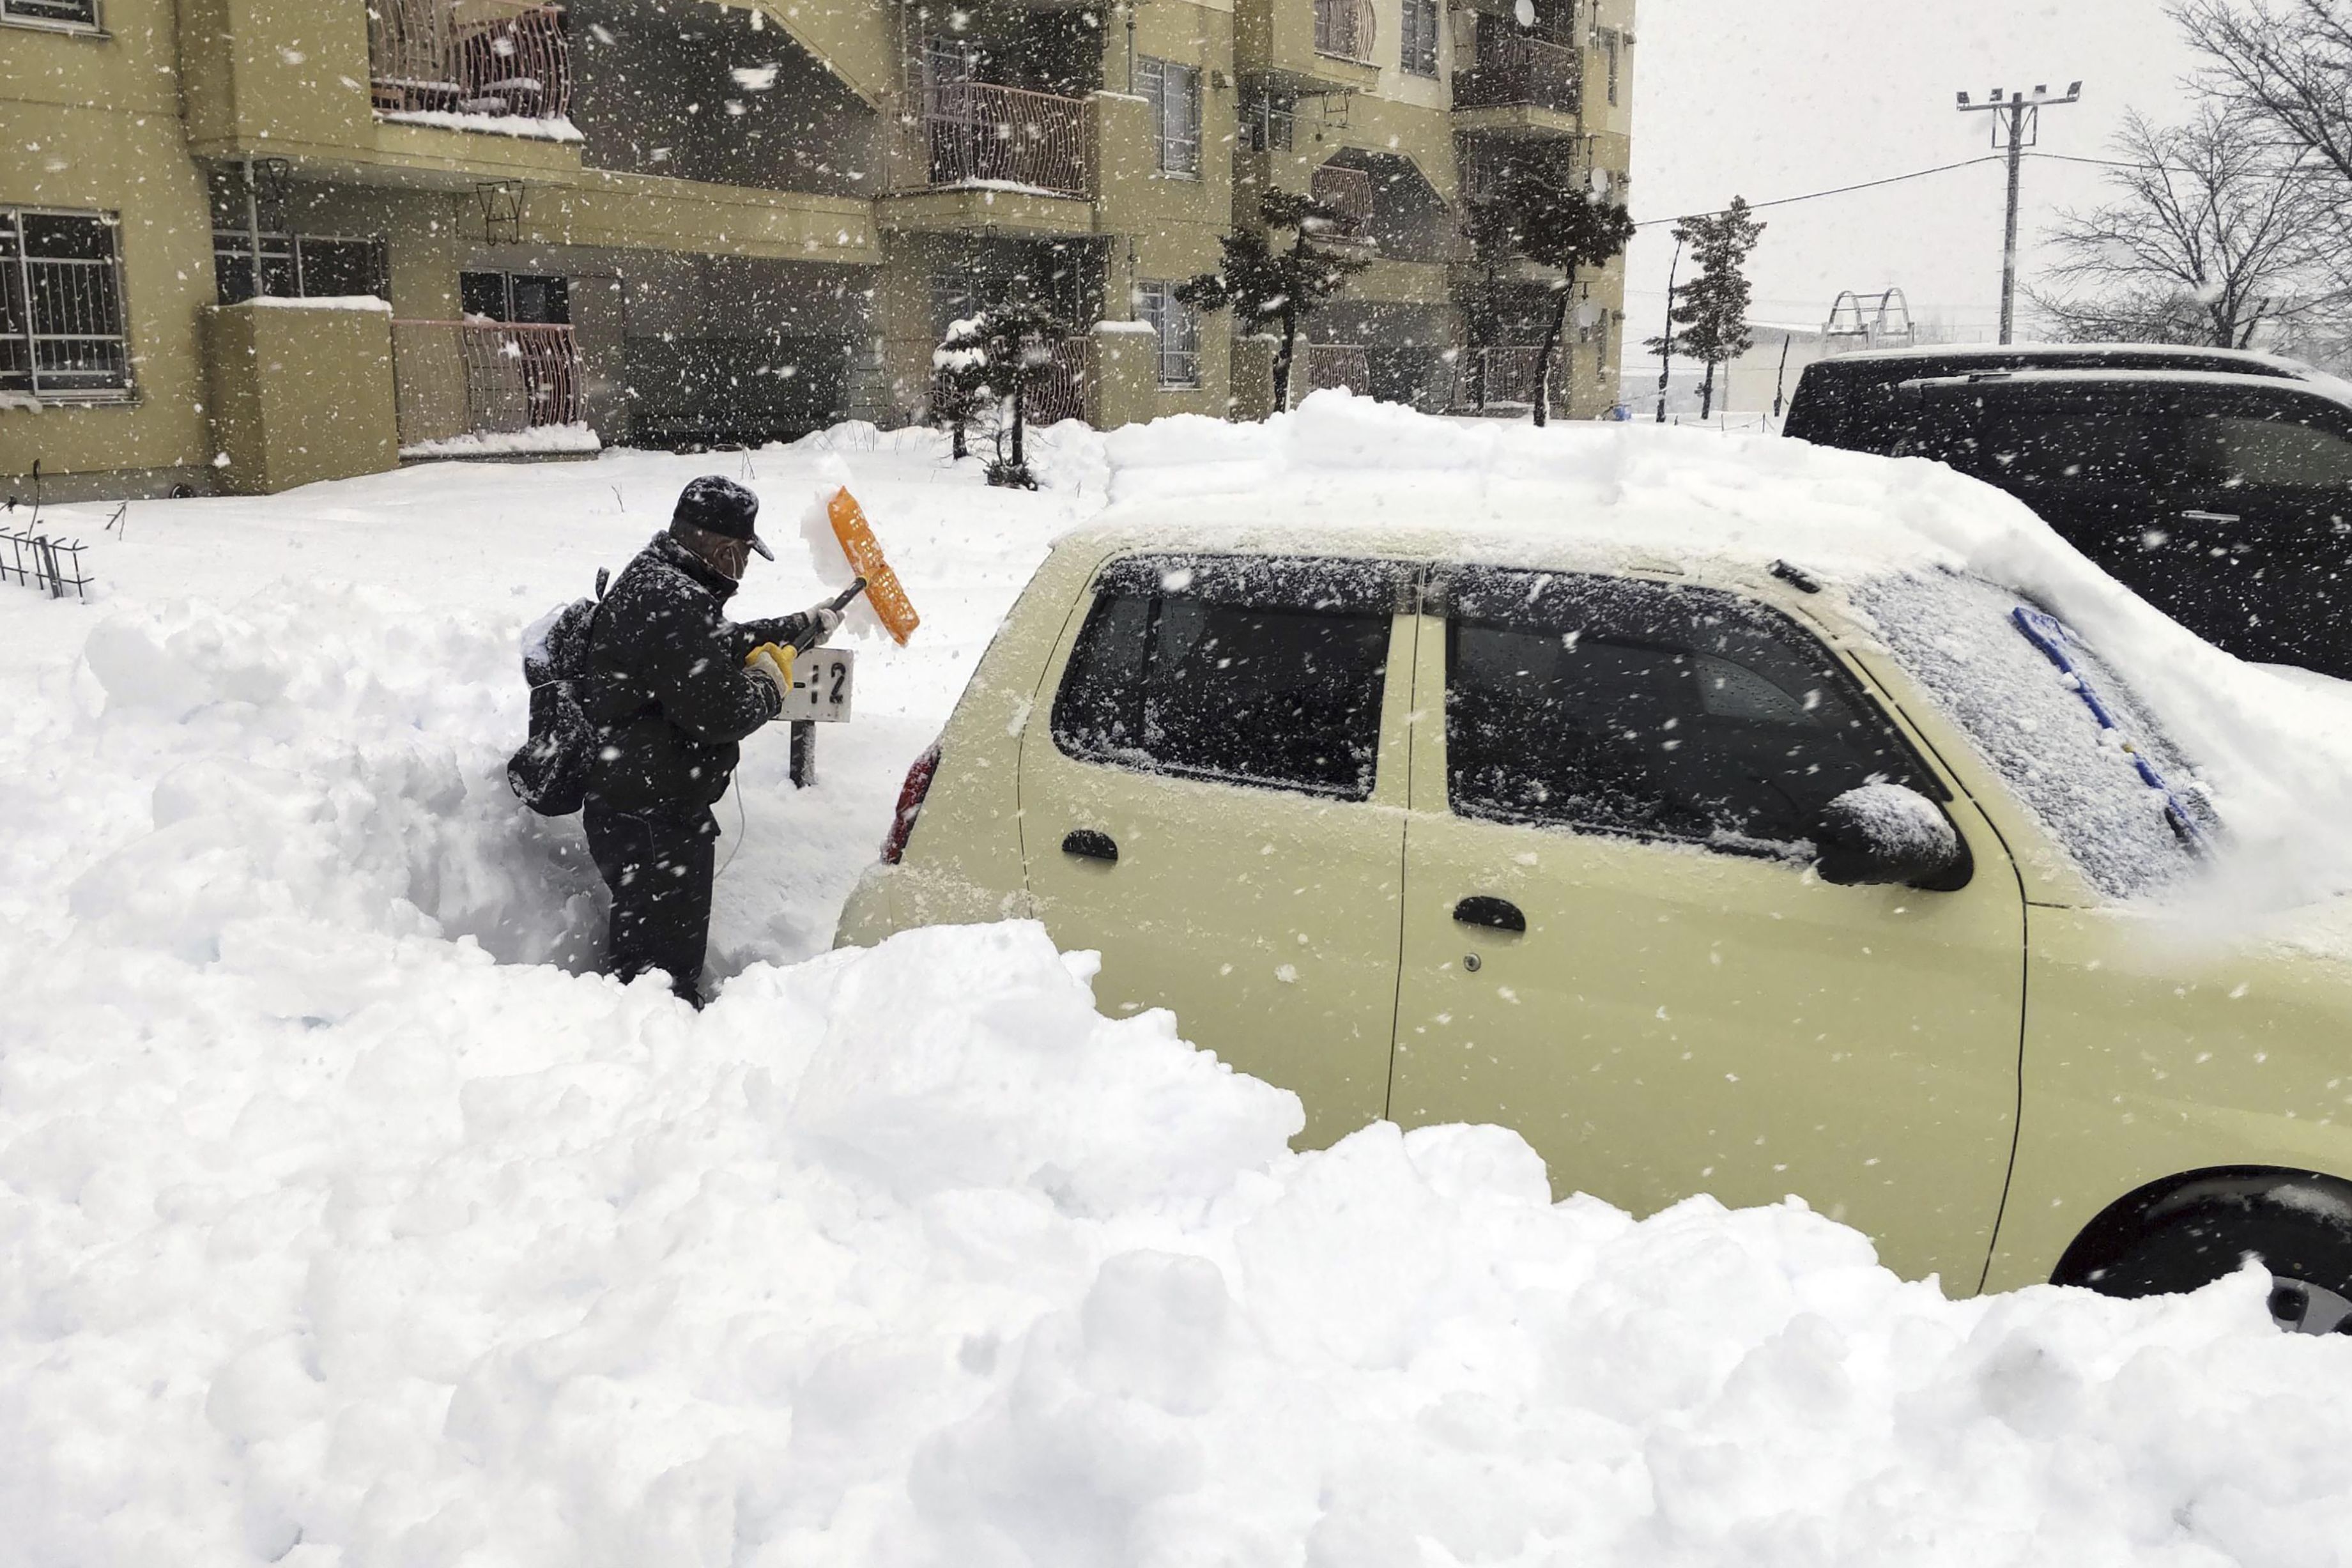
[1,208,130,401]
[1138,56,1201,178]
[461,270,570,325]
[1136,281,1200,388]
[1241,83,1295,152]
[1401,0,1440,77]
[3,0,100,29]
[213,232,388,306]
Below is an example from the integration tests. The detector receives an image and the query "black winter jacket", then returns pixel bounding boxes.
[583,532,823,813]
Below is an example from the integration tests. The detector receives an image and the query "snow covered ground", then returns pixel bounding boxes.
[5,400,2352,1566]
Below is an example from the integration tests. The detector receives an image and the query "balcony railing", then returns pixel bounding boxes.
[1310,165,1376,244]
[1314,0,1377,65]
[1307,343,1372,395]
[1453,21,1581,116]
[391,320,585,450]
[369,1,573,121]
[900,82,1094,199]
[1452,346,1550,410]
[931,336,1091,426]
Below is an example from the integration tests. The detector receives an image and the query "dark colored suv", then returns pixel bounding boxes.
[1785,345,2352,680]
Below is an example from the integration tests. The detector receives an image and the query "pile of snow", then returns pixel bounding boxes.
[399,422,603,461]
[6,405,2352,1564]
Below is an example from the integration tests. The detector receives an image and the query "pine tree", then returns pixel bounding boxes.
[1651,198,1765,421]
[932,316,994,462]
[965,303,1072,489]
[1178,188,1371,413]
[1477,167,1636,427]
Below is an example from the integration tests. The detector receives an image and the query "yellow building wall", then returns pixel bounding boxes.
[0,10,220,494]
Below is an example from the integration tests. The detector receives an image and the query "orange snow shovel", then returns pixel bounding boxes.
[826,488,920,646]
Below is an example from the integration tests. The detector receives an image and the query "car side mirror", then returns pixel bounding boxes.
[1813,784,1970,891]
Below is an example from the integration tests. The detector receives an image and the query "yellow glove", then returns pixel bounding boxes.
[746,642,796,711]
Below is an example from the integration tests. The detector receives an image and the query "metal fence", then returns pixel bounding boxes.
[1307,342,1372,395]
[1452,346,1548,410]
[929,336,1091,429]
[900,81,1094,198]
[1,525,92,601]
[1452,22,1582,114]
[390,320,585,448]
[1314,0,1378,63]
[1,208,130,400]
[1310,165,1375,243]
[367,0,573,119]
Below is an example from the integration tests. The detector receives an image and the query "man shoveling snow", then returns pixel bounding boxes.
[575,476,846,1005]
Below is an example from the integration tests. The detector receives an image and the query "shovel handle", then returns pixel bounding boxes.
[828,577,870,614]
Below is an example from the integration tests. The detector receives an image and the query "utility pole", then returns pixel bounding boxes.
[1655,231,1683,423]
[1958,82,2082,344]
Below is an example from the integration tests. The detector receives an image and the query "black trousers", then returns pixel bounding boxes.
[583,801,719,1006]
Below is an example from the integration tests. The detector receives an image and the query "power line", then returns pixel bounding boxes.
[1631,155,2004,228]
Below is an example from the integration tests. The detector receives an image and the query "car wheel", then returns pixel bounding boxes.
[2059,1198,2352,1335]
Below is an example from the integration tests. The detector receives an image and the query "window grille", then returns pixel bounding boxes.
[1136,281,1200,389]
[3,0,100,27]
[1401,0,1440,77]
[1139,57,1201,178]
[1241,84,1296,151]
[213,231,389,306]
[1,208,130,401]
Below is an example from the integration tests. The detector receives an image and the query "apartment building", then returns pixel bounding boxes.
[1,0,1634,500]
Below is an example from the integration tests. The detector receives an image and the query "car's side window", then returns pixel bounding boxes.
[1443,569,1942,852]
[1051,553,1404,801]
[1973,387,2179,498]
[2178,390,2352,497]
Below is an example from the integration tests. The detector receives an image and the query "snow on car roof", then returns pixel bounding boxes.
[1814,341,2322,377]
[1087,393,2352,934]
[1897,366,2352,405]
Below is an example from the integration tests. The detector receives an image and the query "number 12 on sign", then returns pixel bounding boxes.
[785,649,855,723]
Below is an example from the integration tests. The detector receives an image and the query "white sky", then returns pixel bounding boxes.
[1626,0,2199,342]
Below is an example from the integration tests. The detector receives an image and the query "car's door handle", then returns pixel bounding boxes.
[2179,509,2243,523]
[1452,896,1526,934]
[1061,829,1119,864]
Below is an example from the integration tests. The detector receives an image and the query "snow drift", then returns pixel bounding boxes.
[6,405,2352,1566]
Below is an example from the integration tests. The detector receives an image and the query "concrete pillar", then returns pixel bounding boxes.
[204,300,399,495]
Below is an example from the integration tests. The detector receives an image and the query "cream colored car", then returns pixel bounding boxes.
[840,513,2352,1332]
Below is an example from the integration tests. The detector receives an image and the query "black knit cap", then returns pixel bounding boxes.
[672,475,774,559]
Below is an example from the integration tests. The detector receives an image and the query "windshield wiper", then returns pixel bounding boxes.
[2011,607,2210,851]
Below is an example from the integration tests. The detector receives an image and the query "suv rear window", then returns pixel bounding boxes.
[1443,569,1942,852]
[1051,554,1406,800]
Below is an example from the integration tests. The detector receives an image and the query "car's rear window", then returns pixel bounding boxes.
[1854,571,2212,897]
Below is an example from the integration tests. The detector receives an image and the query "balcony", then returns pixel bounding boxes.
[1453,21,1581,129]
[368,0,574,123]
[1310,165,1376,247]
[1314,0,1378,65]
[881,81,1096,234]
[905,82,1093,197]
[390,320,592,456]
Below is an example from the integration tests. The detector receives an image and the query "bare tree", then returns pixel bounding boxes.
[2027,104,2332,348]
[2172,0,2352,192]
